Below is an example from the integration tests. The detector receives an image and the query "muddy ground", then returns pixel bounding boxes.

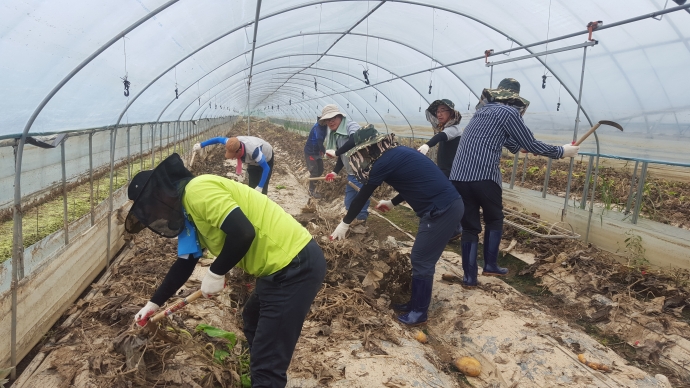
[11,119,688,388]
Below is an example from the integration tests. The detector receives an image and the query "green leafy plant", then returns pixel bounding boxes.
[276,184,286,190]
[527,166,540,176]
[617,230,648,269]
[195,324,251,386]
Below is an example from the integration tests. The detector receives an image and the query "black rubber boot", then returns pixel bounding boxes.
[461,240,478,288]
[482,229,508,276]
[397,277,433,326]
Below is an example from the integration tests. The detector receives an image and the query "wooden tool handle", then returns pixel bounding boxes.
[307,176,327,181]
[573,123,601,146]
[189,151,196,168]
[149,290,204,324]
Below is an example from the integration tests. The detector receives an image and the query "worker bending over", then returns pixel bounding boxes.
[328,127,463,326]
[450,78,579,288]
[193,136,273,194]
[127,154,326,387]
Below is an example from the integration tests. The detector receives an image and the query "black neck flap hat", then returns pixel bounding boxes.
[125,153,194,237]
[346,125,398,184]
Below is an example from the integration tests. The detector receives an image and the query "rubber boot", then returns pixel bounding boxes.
[482,229,508,276]
[461,241,478,288]
[308,182,322,199]
[391,300,412,313]
[397,277,433,326]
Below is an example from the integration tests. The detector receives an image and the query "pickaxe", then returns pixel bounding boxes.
[573,120,623,146]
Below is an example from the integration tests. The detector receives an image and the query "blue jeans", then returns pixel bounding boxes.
[345,175,369,220]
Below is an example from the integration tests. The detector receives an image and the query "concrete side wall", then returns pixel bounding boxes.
[502,185,690,269]
[0,204,125,369]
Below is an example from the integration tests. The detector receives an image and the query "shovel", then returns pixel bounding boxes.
[573,120,623,146]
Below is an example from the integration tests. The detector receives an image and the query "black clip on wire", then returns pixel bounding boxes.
[175,87,178,99]
[557,102,561,111]
[541,75,548,89]
[363,69,370,85]
[121,75,130,97]
[314,78,317,91]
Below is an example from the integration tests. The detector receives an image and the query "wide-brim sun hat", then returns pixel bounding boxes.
[318,104,345,125]
[345,125,385,157]
[426,99,455,116]
[482,78,530,108]
[125,153,194,237]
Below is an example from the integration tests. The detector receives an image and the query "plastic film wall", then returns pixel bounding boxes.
[1,0,689,163]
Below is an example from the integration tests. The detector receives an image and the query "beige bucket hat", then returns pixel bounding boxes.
[318,104,345,125]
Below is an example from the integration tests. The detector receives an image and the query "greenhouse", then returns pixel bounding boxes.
[1,0,690,387]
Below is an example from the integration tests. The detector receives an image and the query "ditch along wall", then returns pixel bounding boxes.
[0,187,128,370]
[502,184,690,269]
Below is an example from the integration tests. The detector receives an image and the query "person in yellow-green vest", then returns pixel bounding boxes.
[126,153,326,388]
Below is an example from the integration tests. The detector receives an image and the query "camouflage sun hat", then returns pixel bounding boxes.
[426,99,455,116]
[346,129,398,184]
[481,78,530,111]
[344,124,387,157]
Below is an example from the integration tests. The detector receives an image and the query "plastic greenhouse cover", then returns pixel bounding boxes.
[1,0,689,163]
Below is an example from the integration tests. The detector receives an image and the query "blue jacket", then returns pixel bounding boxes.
[304,122,328,156]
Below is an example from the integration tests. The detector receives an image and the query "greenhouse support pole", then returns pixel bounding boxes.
[127,126,131,181]
[159,124,163,161]
[89,131,95,226]
[509,153,519,189]
[61,141,69,244]
[624,161,640,215]
[106,128,115,270]
[562,45,589,221]
[631,162,648,224]
[580,154,594,209]
[542,158,552,198]
[166,123,170,157]
[520,153,529,185]
[584,131,602,243]
[489,65,493,88]
[139,125,144,171]
[245,0,263,136]
[151,126,156,168]
[10,140,19,380]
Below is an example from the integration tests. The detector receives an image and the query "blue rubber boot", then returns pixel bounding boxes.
[391,298,412,312]
[461,241,478,288]
[483,229,508,276]
[397,277,433,326]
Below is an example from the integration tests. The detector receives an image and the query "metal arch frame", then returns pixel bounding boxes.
[281,74,391,131]
[258,1,388,108]
[244,0,264,135]
[154,53,422,135]
[126,29,455,131]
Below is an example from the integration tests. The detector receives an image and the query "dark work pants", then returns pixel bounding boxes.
[410,198,464,280]
[305,154,324,193]
[247,156,274,195]
[242,239,326,388]
[452,180,503,244]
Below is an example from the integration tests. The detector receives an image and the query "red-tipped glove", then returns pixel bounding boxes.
[325,149,336,159]
[134,301,159,326]
[376,200,395,213]
[325,172,337,182]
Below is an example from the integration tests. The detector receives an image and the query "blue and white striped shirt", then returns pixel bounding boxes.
[450,103,563,187]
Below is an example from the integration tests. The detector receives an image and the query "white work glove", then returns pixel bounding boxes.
[325,172,337,182]
[192,143,202,153]
[417,144,430,155]
[376,200,395,213]
[562,144,580,158]
[329,221,350,241]
[254,186,263,193]
[201,268,226,298]
[325,149,336,158]
[134,301,159,326]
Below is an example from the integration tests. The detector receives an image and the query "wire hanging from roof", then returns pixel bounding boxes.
[542,0,553,89]
[174,67,178,99]
[120,36,130,97]
[428,8,435,95]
